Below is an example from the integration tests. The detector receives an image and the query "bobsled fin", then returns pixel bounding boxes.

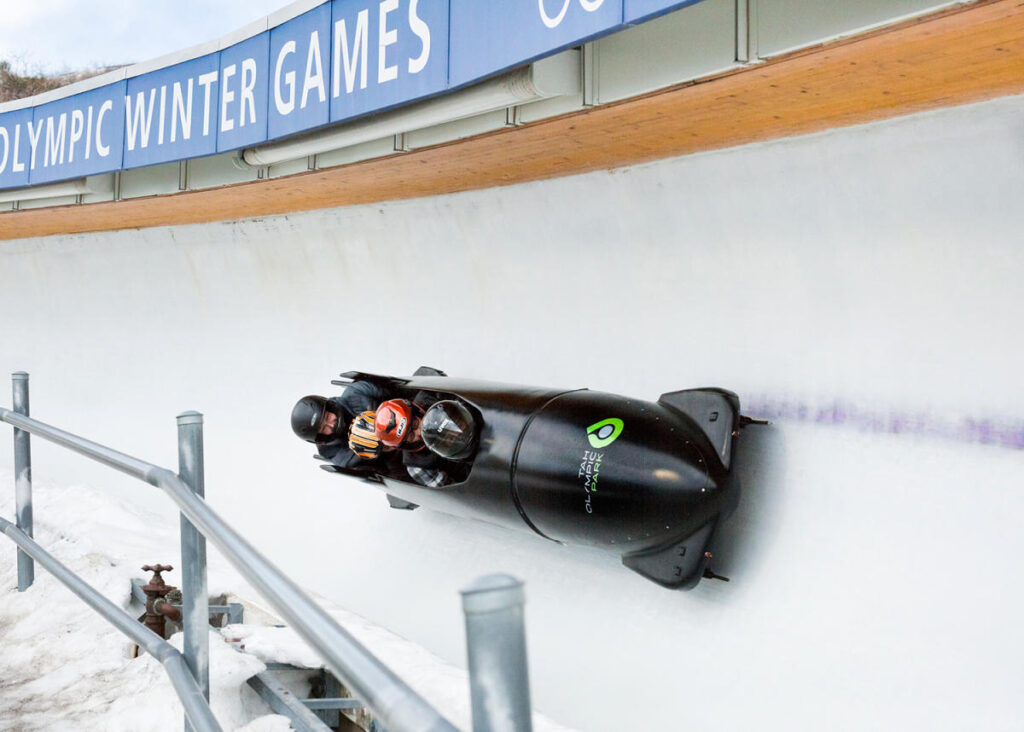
[333,371,410,388]
[658,389,740,470]
[319,463,384,484]
[621,520,716,590]
[386,494,419,510]
[413,366,447,377]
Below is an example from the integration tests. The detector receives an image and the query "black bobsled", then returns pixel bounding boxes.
[317,367,757,589]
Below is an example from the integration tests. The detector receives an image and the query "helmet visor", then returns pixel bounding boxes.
[421,400,477,460]
[314,403,346,443]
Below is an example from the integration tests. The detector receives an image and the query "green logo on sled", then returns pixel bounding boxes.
[587,418,624,448]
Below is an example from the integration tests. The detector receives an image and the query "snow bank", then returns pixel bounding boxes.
[0,470,573,731]
[0,470,283,731]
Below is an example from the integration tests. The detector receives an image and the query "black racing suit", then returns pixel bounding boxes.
[316,380,387,470]
[318,382,464,485]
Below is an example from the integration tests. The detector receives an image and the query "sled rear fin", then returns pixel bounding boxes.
[621,520,717,590]
[319,463,383,484]
[386,494,419,510]
[412,366,447,377]
[333,371,410,388]
[334,367,446,388]
[658,388,740,470]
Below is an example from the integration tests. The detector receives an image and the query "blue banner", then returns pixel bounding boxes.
[330,0,449,123]
[449,0,624,88]
[29,82,126,185]
[218,33,272,153]
[0,0,706,189]
[268,4,332,141]
[0,108,33,190]
[123,56,221,169]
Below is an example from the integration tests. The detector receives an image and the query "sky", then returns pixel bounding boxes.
[0,0,294,75]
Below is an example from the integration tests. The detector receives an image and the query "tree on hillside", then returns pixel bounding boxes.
[0,60,124,103]
[0,60,64,102]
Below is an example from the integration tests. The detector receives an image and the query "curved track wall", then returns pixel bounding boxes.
[2,93,1023,731]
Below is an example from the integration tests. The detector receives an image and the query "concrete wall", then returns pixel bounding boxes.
[1,92,1022,731]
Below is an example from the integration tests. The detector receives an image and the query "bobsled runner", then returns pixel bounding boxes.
[316,366,760,589]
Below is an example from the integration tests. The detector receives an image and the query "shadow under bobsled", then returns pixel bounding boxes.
[316,366,757,589]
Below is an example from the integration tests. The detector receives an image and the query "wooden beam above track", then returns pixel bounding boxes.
[2,0,1023,241]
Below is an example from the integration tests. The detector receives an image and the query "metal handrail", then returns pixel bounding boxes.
[0,516,221,732]
[0,405,460,732]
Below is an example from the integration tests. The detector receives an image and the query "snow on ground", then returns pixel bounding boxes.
[0,470,573,731]
[0,470,285,731]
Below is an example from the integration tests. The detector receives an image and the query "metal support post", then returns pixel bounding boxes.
[12,372,33,591]
[461,574,533,732]
[314,669,342,728]
[177,411,209,731]
[736,0,760,63]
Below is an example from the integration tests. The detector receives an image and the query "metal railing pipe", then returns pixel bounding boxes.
[177,410,210,732]
[0,516,222,732]
[11,372,33,590]
[0,408,458,732]
[0,407,161,482]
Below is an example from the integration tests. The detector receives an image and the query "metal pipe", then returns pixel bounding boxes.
[141,563,175,637]
[0,516,221,732]
[154,597,184,622]
[178,410,210,732]
[0,408,458,732]
[0,408,161,482]
[461,574,533,732]
[164,653,221,732]
[12,372,33,591]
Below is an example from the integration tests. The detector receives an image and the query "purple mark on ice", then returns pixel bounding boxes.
[743,397,1024,451]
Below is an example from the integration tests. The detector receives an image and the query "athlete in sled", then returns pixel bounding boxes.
[292,366,760,589]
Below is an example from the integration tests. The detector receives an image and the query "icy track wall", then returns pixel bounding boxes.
[3,93,1023,732]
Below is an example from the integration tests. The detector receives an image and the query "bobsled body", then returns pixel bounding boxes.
[321,368,746,589]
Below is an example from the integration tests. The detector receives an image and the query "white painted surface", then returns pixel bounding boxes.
[2,94,1023,731]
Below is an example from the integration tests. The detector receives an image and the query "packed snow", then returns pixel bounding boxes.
[0,470,573,731]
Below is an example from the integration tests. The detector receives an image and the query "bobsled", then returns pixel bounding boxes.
[317,367,758,589]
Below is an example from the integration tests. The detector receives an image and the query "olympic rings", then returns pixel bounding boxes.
[538,0,605,29]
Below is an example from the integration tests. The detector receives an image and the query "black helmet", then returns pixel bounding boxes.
[291,395,342,443]
[421,400,477,460]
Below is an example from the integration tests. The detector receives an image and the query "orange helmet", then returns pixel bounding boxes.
[374,399,422,448]
[347,411,381,459]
